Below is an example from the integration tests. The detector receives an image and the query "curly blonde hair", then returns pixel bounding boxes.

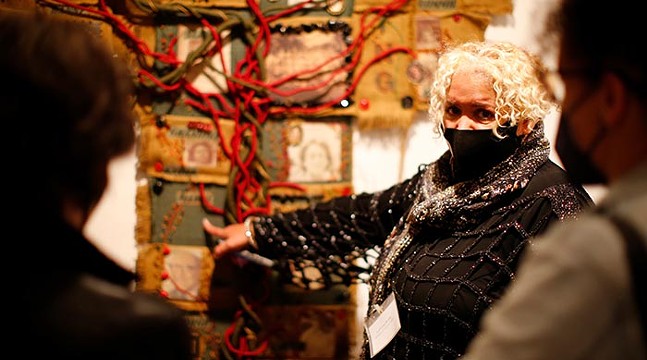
[428,41,556,136]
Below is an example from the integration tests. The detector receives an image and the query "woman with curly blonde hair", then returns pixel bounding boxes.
[204,40,593,359]
[429,41,554,137]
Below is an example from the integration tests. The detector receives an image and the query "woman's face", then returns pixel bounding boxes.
[304,143,330,172]
[442,67,498,130]
[192,143,211,164]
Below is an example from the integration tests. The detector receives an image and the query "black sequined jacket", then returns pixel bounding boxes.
[252,129,593,359]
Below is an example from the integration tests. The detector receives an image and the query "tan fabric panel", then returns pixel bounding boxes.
[139,114,235,184]
[135,184,152,245]
[135,243,214,312]
[434,10,493,45]
[457,0,513,14]
[352,10,417,129]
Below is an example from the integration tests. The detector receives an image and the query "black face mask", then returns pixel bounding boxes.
[555,110,607,185]
[443,127,520,183]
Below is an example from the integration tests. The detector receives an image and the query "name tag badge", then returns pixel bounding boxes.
[364,292,401,358]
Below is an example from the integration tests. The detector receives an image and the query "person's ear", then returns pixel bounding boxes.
[599,72,629,127]
[516,119,534,136]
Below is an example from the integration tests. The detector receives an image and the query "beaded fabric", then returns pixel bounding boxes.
[252,123,593,359]
[370,123,551,306]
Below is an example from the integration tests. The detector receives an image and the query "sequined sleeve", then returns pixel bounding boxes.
[251,165,428,288]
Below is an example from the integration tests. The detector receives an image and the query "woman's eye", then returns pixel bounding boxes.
[476,109,495,121]
[445,105,460,117]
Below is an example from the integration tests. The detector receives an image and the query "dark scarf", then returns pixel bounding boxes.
[368,123,550,306]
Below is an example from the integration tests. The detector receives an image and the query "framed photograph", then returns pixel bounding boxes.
[265,22,352,106]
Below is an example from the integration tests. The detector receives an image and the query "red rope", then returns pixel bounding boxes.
[46,0,415,223]
[223,310,269,358]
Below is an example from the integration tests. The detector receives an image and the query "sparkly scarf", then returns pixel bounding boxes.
[368,123,551,306]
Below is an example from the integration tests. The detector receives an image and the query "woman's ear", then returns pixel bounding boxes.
[516,119,534,136]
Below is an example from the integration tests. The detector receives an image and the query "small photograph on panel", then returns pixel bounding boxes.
[162,245,205,301]
[287,121,343,183]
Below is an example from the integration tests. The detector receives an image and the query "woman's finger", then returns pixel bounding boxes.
[202,218,225,237]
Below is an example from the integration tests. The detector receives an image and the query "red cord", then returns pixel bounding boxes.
[47,0,415,224]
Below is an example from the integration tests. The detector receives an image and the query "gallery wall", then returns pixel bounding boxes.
[85,0,606,273]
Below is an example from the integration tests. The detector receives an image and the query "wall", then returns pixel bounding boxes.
[85,0,606,273]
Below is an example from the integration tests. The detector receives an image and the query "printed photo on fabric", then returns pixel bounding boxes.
[286,122,343,183]
[414,14,442,51]
[135,243,215,311]
[262,116,352,183]
[262,116,354,212]
[265,21,352,106]
[161,245,208,301]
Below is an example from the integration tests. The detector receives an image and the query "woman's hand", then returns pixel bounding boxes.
[202,219,248,258]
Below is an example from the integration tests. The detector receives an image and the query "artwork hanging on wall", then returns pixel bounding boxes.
[137,181,227,245]
[262,116,354,213]
[352,9,417,129]
[176,25,232,95]
[135,243,215,312]
[263,116,352,184]
[139,115,235,185]
[258,305,353,359]
[265,22,352,106]
[286,121,344,183]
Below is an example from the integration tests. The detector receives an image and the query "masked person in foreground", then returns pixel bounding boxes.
[204,41,593,359]
[4,11,193,359]
[461,0,647,359]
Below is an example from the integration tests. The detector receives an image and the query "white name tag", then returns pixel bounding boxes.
[364,292,401,358]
